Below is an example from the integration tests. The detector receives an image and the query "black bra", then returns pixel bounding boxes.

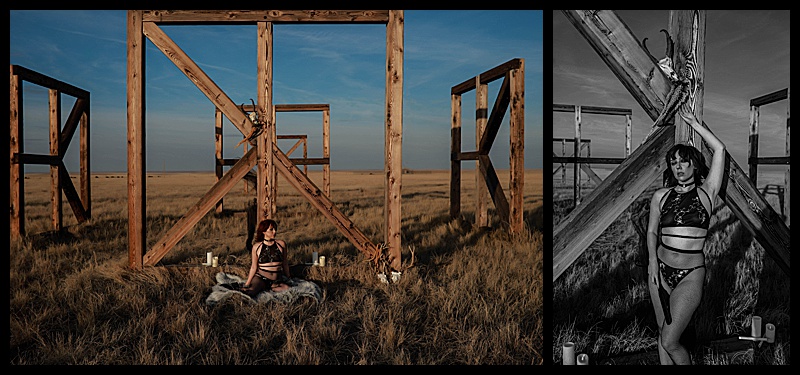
[659,186,710,254]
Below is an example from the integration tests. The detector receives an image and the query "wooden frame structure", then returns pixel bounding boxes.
[552,104,632,205]
[554,10,789,281]
[127,10,403,271]
[215,103,331,214]
[450,58,525,234]
[10,65,91,239]
[747,88,790,224]
[553,138,595,185]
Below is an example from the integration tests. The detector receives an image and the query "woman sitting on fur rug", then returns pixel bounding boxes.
[240,219,291,297]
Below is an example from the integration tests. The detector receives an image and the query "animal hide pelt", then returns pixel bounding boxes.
[205,272,323,306]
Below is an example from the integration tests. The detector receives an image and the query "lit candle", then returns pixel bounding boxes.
[319,256,326,267]
[313,252,319,265]
[752,316,762,338]
[577,353,589,365]
[206,251,213,265]
[212,256,219,268]
[562,342,575,365]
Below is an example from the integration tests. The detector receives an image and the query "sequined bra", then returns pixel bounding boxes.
[658,186,710,255]
[659,186,710,229]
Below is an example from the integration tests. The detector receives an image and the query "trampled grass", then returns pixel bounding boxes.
[10,169,543,365]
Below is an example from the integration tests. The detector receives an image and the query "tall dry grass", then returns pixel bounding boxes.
[10,169,543,365]
[552,174,790,365]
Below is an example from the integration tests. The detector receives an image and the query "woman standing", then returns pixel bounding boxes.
[646,103,726,365]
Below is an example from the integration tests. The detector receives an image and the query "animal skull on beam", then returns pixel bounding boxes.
[642,29,692,142]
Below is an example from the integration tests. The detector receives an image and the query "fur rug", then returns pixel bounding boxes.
[205,272,322,306]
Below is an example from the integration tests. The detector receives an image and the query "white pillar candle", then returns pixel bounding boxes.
[206,251,213,265]
[319,256,326,267]
[752,316,762,338]
[562,342,576,365]
[577,353,589,365]
[212,256,219,268]
[312,252,319,265]
[765,323,775,343]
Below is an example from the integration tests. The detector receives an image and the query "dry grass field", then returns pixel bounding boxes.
[10,168,543,365]
[552,166,790,365]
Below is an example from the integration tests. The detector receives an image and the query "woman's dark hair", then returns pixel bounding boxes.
[254,219,278,242]
[663,143,708,187]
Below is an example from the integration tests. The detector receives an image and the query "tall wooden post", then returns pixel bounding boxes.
[322,107,330,196]
[257,21,275,222]
[10,66,24,239]
[786,88,790,225]
[127,10,146,270]
[450,92,462,218]
[509,60,525,233]
[475,76,489,227]
[573,105,581,206]
[671,10,706,150]
[385,10,404,271]
[49,89,62,232]
[215,108,223,213]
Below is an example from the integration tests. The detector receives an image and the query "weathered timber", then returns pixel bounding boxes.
[142,21,255,140]
[670,11,706,148]
[127,10,146,269]
[556,10,789,281]
[273,146,377,256]
[554,125,676,280]
[478,154,510,225]
[10,64,91,239]
[142,10,389,24]
[257,20,276,221]
[144,148,258,266]
[384,10,404,270]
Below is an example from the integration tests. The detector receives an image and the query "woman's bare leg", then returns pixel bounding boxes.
[649,270,675,365]
[659,268,705,365]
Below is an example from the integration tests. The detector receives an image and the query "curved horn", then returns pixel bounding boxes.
[660,29,674,58]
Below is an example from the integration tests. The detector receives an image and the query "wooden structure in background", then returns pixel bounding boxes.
[552,104,632,205]
[553,139,599,185]
[215,103,331,214]
[450,58,525,234]
[747,88,790,224]
[127,10,403,271]
[10,65,91,239]
[554,10,789,281]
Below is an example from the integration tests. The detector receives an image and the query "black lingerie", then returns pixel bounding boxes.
[655,186,711,325]
[258,241,284,274]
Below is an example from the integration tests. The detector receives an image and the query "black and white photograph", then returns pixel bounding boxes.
[551,10,789,365]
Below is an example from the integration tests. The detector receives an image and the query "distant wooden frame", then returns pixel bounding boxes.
[552,104,632,205]
[127,10,403,271]
[450,58,525,234]
[214,103,332,213]
[748,88,790,224]
[10,65,91,239]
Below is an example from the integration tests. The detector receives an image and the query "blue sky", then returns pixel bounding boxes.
[553,10,790,181]
[10,10,543,173]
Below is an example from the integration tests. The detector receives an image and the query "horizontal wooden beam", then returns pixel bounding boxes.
[749,156,791,165]
[277,134,308,139]
[12,153,60,165]
[10,65,90,99]
[451,58,523,95]
[553,103,632,116]
[552,137,592,143]
[750,88,788,107]
[141,10,390,24]
[552,156,626,164]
